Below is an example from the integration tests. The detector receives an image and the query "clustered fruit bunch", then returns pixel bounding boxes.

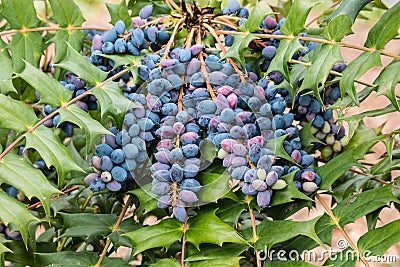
[81,1,349,222]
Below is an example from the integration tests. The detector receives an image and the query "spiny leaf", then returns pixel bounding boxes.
[358,219,400,255]
[323,14,353,41]
[328,0,373,23]
[186,211,248,249]
[0,94,38,132]
[0,191,38,247]
[267,38,304,81]
[100,54,141,70]
[59,104,111,154]
[238,0,273,33]
[24,126,84,188]
[364,1,400,49]
[8,32,42,72]
[185,243,248,262]
[298,43,343,103]
[49,0,85,27]
[37,251,131,267]
[375,60,400,111]
[330,86,374,109]
[55,43,108,85]
[299,121,324,148]
[343,100,399,122]
[49,30,85,63]
[18,61,72,106]
[151,259,180,267]
[186,257,242,267]
[322,247,357,267]
[0,0,39,28]
[265,134,295,164]
[0,154,61,217]
[60,213,118,238]
[0,48,16,94]
[280,0,319,36]
[264,262,319,267]
[92,82,139,124]
[0,242,11,258]
[255,216,324,250]
[270,172,312,206]
[124,218,183,255]
[197,172,232,203]
[221,34,256,66]
[340,51,381,105]
[106,1,131,29]
[332,174,370,202]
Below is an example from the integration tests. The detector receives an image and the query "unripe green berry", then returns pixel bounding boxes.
[302,182,318,193]
[257,168,267,180]
[340,136,349,147]
[310,126,319,134]
[325,134,335,145]
[316,131,326,140]
[217,148,228,159]
[332,140,342,153]
[272,179,287,190]
[321,146,333,160]
[322,121,331,134]
[101,171,112,182]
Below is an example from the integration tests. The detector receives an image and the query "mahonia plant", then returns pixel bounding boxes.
[0,0,399,266]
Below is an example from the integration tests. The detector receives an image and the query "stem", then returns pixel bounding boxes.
[0,25,109,36]
[139,15,172,29]
[81,191,94,212]
[316,194,371,267]
[165,0,181,12]
[349,168,400,189]
[215,30,400,61]
[95,196,132,267]
[0,68,130,161]
[159,18,185,64]
[27,185,80,210]
[289,59,376,88]
[196,31,217,101]
[180,207,189,267]
[212,18,239,30]
[246,195,261,267]
[203,24,246,82]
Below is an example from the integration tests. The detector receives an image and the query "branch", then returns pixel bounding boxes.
[246,195,261,267]
[0,25,109,36]
[306,0,342,27]
[27,185,80,210]
[316,194,371,267]
[159,17,185,64]
[215,30,400,61]
[95,196,132,267]
[196,30,216,101]
[0,68,130,161]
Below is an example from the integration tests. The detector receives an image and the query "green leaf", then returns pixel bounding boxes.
[129,184,159,216]
[197,172,232,203]
[358,219,400,255]
[124,218,183,255]
[186,211,248,249]
[37,251,130,267]
[270,172,312,206]
[0,48,16,94]
[364,1,400,49]
[255,216,324,250]
[216,200,247,225]
[238,0,273,32]
[59,104,111,154]
[322,247,357,267]
[0,94,38,132]
[18,61,72,106]
[0,191,38,247]
[49,0,85,27]
[328,0,373,23]
[298,44,343,103]
[60,213,118,238]
[100,54,141,70]
[299,121,324,148]
[265,134,295,164]
[199,140,217,169]
[8,32,42,72]
[0,154,60,217]
[106,1,131,29]
[0,0,39,28]
[187,257,242,267]
[221,34,256,66]
[185,243,247,262]
[332,174,370,202]
[0,242,11,259]
[280,0,319,36]
[332,186,399,227]
[151,259,180,267]
[339,51,381,105]
[343,100,399,122]
[264,262,318,267]
[24,126,84,188]
[49,30,85,63]
[55,43,108,85]
[323,14,353,41]
[92,82,139,124]
[375,60,400,111]
[267,38,304,81]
